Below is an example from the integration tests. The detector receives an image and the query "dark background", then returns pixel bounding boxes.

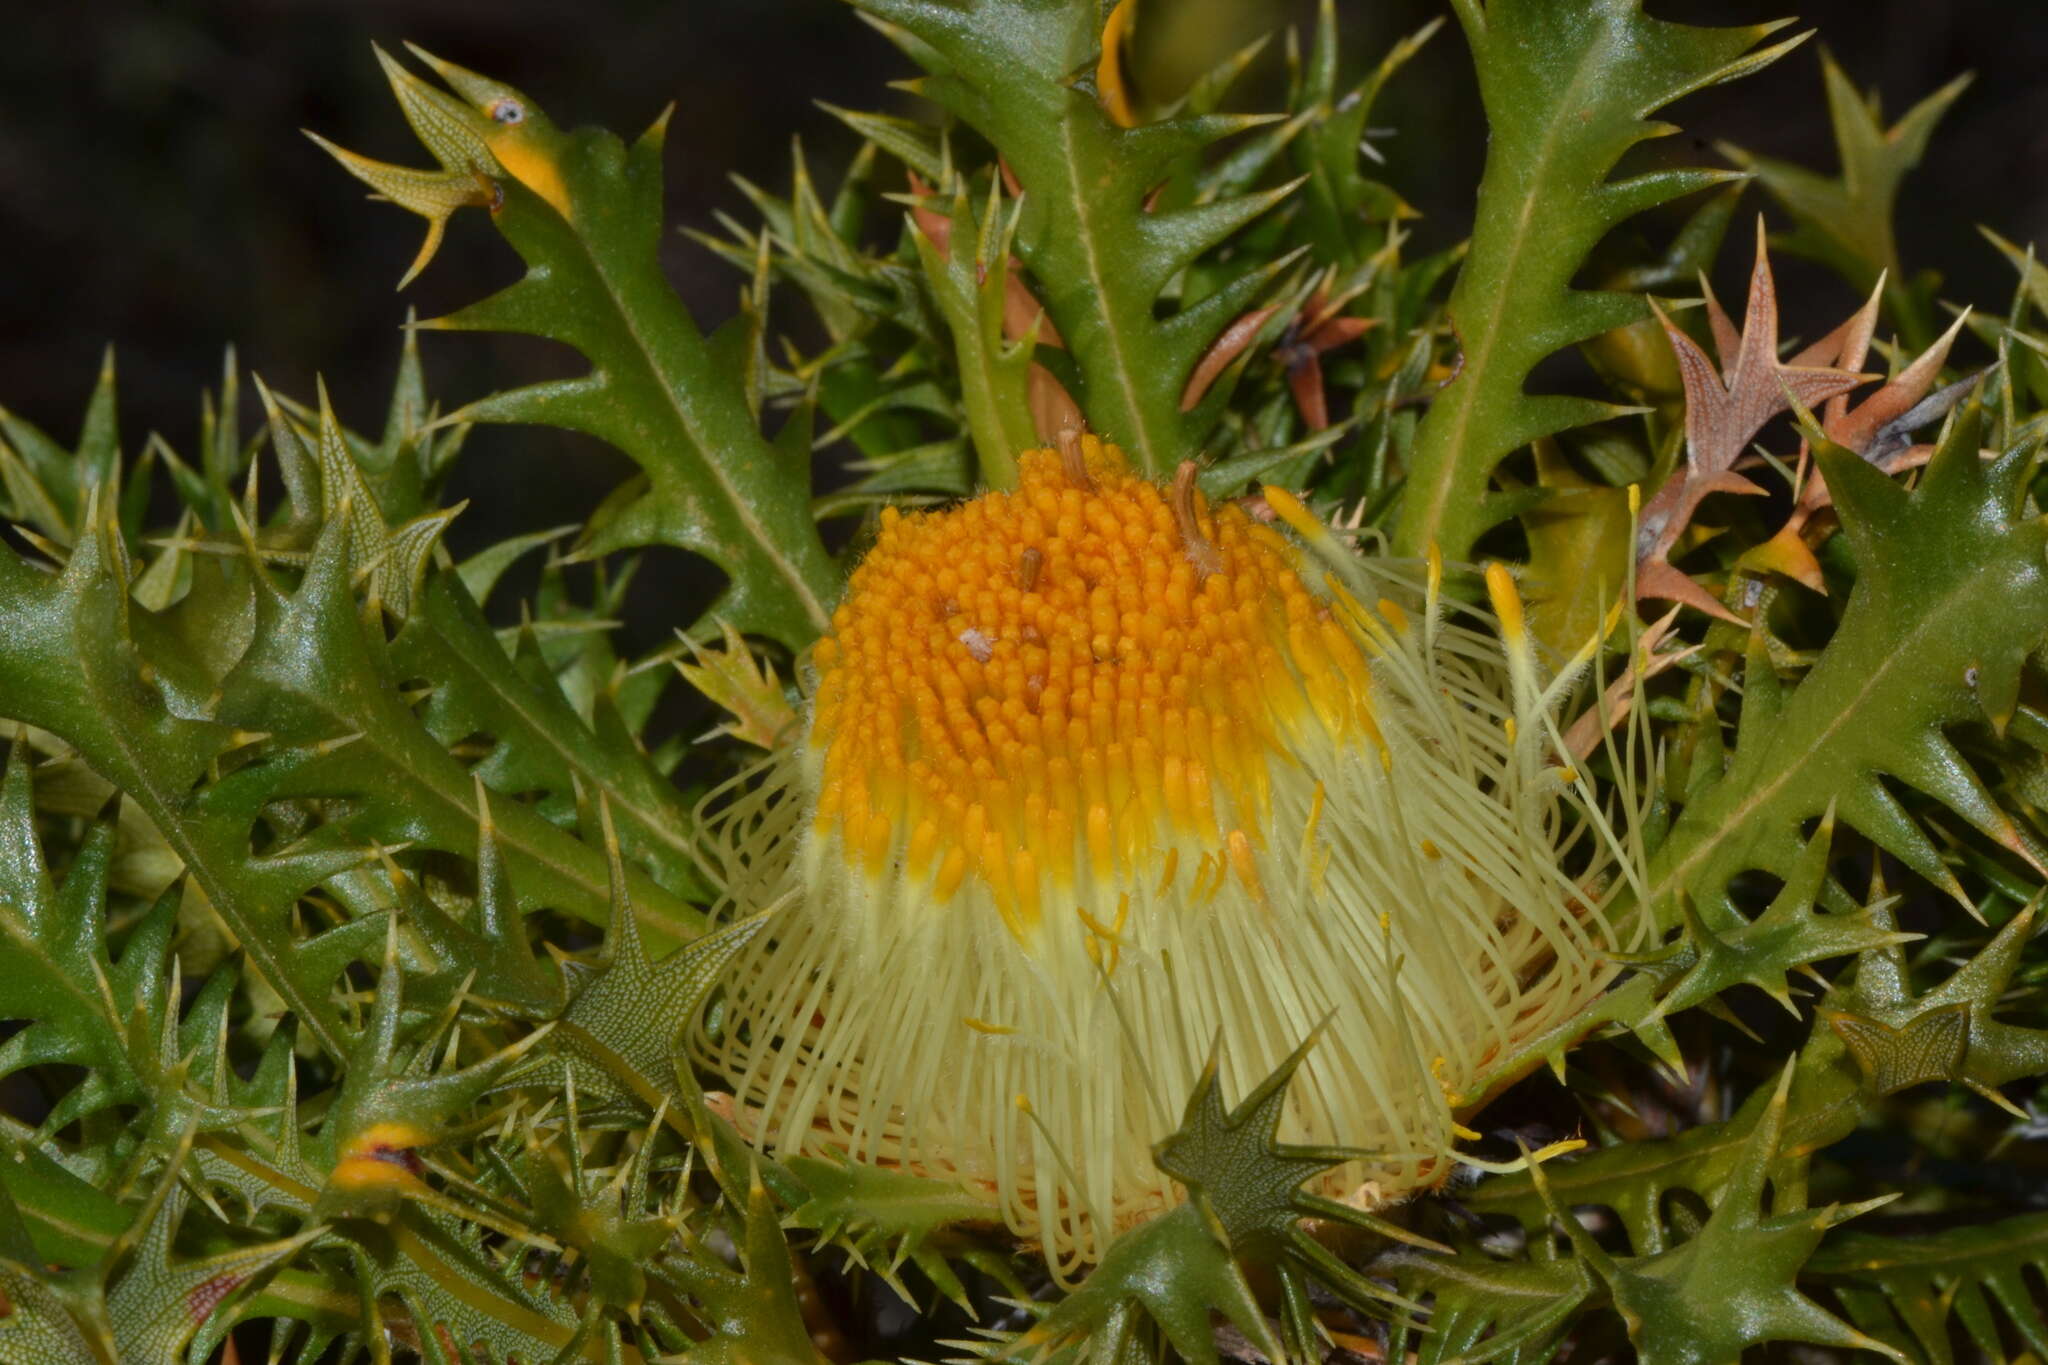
[3,0,2044,586]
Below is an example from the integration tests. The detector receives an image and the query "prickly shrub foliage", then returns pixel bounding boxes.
[3,3,2046,1362]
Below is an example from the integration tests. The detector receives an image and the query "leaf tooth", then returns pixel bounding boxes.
[304,132,492,290]
[1754,805,1833,929]
[450,375,621,453]
[1591,166,1748,232]
[1813,441,1912,544]
[1134,175,1306,298]
[371,43,494,174]
[1974,648,2024,740]
[1681,23,1814,103]
[1837,775,1975,913]
[1913,398,1988,499]
[1890,729,2047,877]
[417,271,562,338]
[1532,288,1646,357]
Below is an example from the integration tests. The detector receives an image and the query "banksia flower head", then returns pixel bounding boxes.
[694,438,1645,1278]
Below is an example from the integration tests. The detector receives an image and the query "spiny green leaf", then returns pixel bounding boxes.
[326,47,841,649]
[1807,1212,2048,1363]
[0,514,367,1054]
[218,512,705,940]
[105,1191,321,1364]
[1393,0,1800,560]
[393,568,714,905]
[0,347,120,547]
[1535,1067,1903,1365]
[1380,1253,1589,1365]
[652,1167,827,1365]
[1640,806,1917,1021]
[539,808,768,1111]
[784,1153,1002,1312]
[1827,897,2048,1113]
[912,173,1041,488]
[1006,1203,1279,1365]
[1285,1,1437,268]
[1643,403,2048,931]
[1466,1038,1864,1256]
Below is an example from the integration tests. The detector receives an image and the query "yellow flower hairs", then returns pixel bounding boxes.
[691,436,1645,1280]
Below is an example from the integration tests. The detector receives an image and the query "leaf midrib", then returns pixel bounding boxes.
[1404,22,1611,552]
[75,635,345,1055]
[1051,102,1163,474]
[1647,558,2030,911]
[559,193,832,636]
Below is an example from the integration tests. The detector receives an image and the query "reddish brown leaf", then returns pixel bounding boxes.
[1636,219,1868,615]
[1029,364,1083,445]
[1742,281,1973,591]
[1287,351,1330,431]
[909,171,1065,351]
[1180,305,1278,411]
[1306,315,1376,352]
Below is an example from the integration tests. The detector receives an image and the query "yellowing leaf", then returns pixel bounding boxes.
[1519,438,1631,658]
[675,620,797,749]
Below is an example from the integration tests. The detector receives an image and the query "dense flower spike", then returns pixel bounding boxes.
[694,439,1645,1277]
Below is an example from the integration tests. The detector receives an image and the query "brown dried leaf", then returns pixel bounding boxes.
[1743,285,1973,592]
[1179,305,1278,411]
[1636,219,1867,615]
[674,620,797,748]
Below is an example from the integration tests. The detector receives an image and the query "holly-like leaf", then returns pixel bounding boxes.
[1743,288,1974,593]
[1393,0,1803,561]
[1641,401,2048,933]
[1379,1253,1590,1365]
[654,1166,828,1365]
[673,619,798,751]
[1634,221,1866,619]
[1017,1035,1427,1365]
[0,512,369,1054]
[783,1152,1003,1311]
[1536,1067,1904,1365]
[1637,804,1916,1023]
[0,347,121,548]
[105,1191,321,1364]
[539,808,769,1112]
[1807,1212,2048,1363]
[1828,1003,1970,1095]
[318,46,840,649]
[1825,898,2048,1114]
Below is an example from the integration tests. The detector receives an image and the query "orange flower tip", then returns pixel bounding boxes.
[1096,0,1139,127]
[1482,562,1526,647]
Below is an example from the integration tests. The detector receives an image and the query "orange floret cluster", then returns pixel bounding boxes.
[807,436,1370,940]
